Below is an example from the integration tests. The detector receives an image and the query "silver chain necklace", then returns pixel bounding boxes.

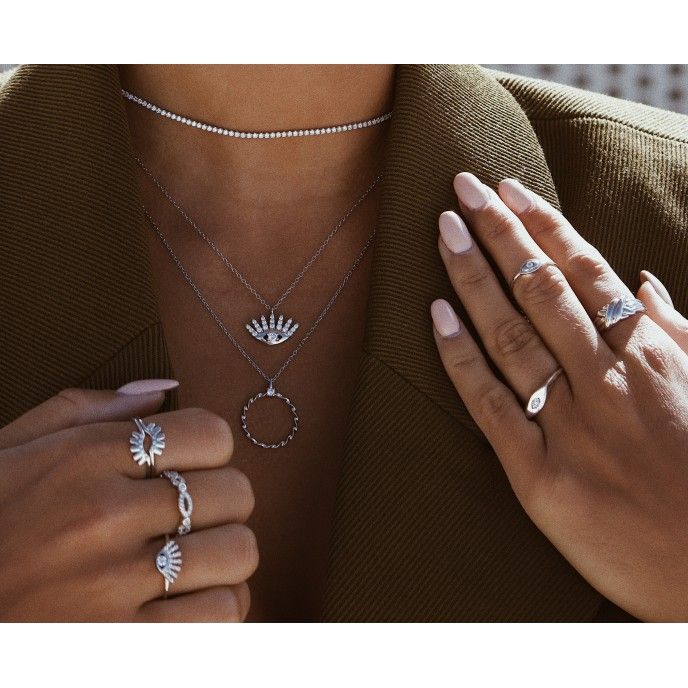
[122,89,393,140]
[136,156,381,345]
[141,182,379,449]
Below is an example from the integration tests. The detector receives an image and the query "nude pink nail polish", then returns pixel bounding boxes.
[439,211,473,254]
[453,172,491,211]
[117,379,180,395]
[431,299,461,337]
[499,178,534,214]
[640,270,674,308]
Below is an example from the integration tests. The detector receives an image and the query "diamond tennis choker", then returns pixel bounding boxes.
[121,88,393,139]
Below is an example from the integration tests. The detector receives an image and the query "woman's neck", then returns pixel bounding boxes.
[119,65,395,211]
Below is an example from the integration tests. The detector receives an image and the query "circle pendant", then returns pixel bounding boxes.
[240,384,299,449]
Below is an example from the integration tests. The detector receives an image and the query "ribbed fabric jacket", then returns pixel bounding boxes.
[1,65,686,622]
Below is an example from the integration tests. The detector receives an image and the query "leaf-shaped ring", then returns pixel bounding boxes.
[161,470,193,535]
[594,296,646,332]
[130,417,166,472]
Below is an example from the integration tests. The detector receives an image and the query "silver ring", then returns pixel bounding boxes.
[512,258,559,288]
[130,417,166,473]
[594,296,646,332]
[161,470,193,536]
[156,535,182,595]
[525,368,563,418]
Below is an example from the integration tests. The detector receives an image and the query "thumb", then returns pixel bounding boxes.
[0,379,179,450]
[638,271,688,354]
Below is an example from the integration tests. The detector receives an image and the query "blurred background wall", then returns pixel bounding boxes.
[484,64,687,114]
[2,64,687,114]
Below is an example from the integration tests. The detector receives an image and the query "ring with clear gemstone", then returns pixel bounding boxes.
[161,470,194,536]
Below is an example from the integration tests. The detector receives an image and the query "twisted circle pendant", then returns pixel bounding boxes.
[240,383,299,449]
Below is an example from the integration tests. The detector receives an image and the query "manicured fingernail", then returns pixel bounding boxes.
[431,299,461,337]
[117,378,180,395]
[640,270,673,308]
[439,211,473,254]
[499,178,534,214]
[453,172,491,211]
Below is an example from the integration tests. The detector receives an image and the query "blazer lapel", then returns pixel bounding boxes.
[322,65,602,621]
[0,64,169,423]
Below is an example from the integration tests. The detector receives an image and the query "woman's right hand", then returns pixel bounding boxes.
[0,383,258,621]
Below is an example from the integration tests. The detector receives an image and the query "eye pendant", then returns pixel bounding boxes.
[246,310,299,345]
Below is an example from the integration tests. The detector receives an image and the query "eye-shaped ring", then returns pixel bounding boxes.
[156,536,182,594]
[245,311,299,345]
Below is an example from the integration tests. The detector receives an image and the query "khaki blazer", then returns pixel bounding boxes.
[1,65,686,621]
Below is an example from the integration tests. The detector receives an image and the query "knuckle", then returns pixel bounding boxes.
[185,407,234,460]
[54,388,92,420]
[484,208,518,242]
[602,359,631,399]
[635,338,672,378]
[215,588,243,622]
[227,524,260,577]
[480,385,513,420]
[522,205,561,238]
[492,317,540,359]
[228,468,255,519]
[567,248,610,285]
[517,264,568,306]
[234,583,251,621]
[447,347,481,374]
[54,425,102,470]
[452,263,493,291]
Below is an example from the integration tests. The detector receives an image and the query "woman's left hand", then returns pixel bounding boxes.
[431,172,688,622]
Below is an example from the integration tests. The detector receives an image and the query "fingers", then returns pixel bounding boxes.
[498,178,642,352]
[136,584,250,622]
[430,299,548,497]
[59,406,235,478]
[438,210,562,404]
[452,173,609,379]
[0,383,175,451]
[136,467,255,539]
[638,277,688,354]
[137,523,259,601]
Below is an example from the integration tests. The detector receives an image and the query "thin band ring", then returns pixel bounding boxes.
[594,296,647,332]
[156,534,182,598]
[525,367,564,419]
[161,470,193,536]
[512,258,559,288]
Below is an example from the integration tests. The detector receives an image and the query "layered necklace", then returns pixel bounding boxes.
[126,89,390,448]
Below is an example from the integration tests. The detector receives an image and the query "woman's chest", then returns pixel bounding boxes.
[152,241,373,620]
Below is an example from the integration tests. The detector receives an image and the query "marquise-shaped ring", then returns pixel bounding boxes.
[156,535,182,595]
[511,257,559,288]
[129,417,166,472]
[525,367,564,419]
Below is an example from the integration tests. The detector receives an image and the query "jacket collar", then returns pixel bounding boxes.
[363,64,562,436]
[1,64,601,620]
[324,65,600,620]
